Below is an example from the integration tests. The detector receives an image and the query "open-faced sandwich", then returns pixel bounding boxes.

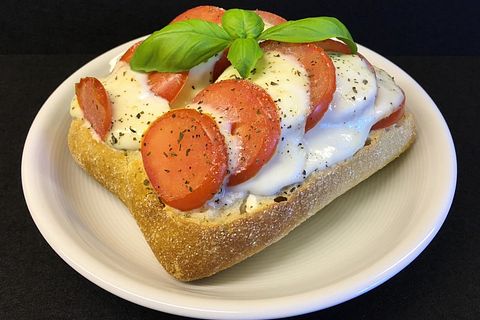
[68,5,416,281]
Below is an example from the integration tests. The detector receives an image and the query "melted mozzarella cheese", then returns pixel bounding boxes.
[187,103,242,177]
[170,54,222,109]
[304,53,377,174]
[217,50,310,195]
[71,44,406,208]
[213,51,404,199]
[70,62,170,150]
[321,53,377,124]
[183,103,247,211]
[304,57,405,176]
[373,67,404,120]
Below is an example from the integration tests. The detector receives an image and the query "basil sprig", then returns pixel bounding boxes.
[222,8,264,39]
[130,9,357,78]
[259,17,356,53]
[227,38,263,78]
[130,20,231,72]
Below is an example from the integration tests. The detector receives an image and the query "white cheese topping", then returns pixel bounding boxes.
[187,103,241,178]
[321,53,377,124]
[304,53,377,175]
[170,54,222,109]
[185,103,247,211]
[71,45,405,210]
[373,67,404,120]
[303,56,405,176]
[70,61,170,150]
[213,51,404,199]
[71,54,222,150]
[217,50,310,195]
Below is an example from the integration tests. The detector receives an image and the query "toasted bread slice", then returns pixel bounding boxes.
[68,112,415,281]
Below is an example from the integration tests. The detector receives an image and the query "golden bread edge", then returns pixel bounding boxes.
[67,112,416,281]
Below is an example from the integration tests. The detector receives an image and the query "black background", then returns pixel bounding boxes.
[1,0,479,319]
[3,0,480,56]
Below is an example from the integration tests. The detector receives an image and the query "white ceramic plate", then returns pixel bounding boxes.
[22,40,456,319]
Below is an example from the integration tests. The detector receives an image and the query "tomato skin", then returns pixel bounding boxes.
[261,41,336,132]
[147,71,188,102]
[372,97,406,130]
[141,109,228,211]
[75,77,112,140]
[212,49,230,82]
[119,41,142,63]
[170,6,225,92]
[120,40,187,102]
[193,80,281,186]
[315,39,352,54]
[255,10,287,25]
[171,5,225,24]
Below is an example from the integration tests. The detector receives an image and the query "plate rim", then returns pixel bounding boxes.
[21,40,457,319]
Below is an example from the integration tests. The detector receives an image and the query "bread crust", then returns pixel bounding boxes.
[68,113,415,281]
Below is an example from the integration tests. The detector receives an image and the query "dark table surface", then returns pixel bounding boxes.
[1,53,479,320]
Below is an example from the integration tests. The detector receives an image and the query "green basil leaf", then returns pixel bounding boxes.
[259,17,357,53]
[227,38,263,78]
[222,9,264,39]
[130,19,232,73]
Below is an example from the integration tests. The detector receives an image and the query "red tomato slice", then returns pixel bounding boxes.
[119,41,142,63]
[120,41,188,102]
[141,109,228,211]
[315,39,351,54]
[371,98,406,130]
[170,5,225,24]
[255,10,287,25]
[212,49,230,82]
[75,77,112,140]
[193,80,281,186]
[148,71,188,102]
[261,41,336,132]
